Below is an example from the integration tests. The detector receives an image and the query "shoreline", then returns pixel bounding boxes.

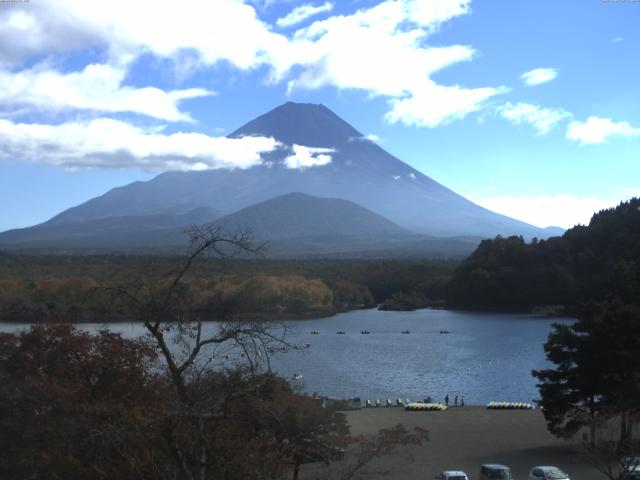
[0,304,575,324]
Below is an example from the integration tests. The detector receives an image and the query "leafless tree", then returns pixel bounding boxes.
[581,417,640,480]
[103,224,431,480]
[106,225,291,480]
[303,424,429,480]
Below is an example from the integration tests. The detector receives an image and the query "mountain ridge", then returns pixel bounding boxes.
[211,192,411,239]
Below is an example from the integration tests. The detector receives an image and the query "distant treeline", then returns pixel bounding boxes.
[8,199,635,322]
[447,198,640,313]
[0,255,456,322]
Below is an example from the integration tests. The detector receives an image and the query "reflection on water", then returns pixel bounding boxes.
[0,308,573,405]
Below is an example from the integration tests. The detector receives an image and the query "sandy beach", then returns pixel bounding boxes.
[332,406,604,480]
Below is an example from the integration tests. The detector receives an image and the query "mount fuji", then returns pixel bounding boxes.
[0,102,561,256]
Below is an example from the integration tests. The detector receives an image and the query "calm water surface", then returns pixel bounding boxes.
[0,308,573,405]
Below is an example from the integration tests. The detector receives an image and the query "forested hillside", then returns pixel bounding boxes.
[447,198,640,312]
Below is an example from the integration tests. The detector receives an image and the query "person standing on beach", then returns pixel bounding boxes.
[454,395,458,406]
[461,396,465,406]
[445,394,449,405]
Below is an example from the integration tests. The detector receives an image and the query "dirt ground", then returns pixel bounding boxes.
[309,406,605,480]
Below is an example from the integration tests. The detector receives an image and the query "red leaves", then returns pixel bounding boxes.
[0,325,165,479]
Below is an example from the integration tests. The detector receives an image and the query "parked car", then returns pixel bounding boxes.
[349,397,362,409]
[623,457,640,480]
[434,470,470,480]
[480,464,513,480]
[528,466,569,480]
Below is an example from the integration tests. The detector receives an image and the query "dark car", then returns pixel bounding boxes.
[480,464,513,480]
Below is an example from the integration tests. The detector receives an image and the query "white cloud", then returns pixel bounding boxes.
[386,82,508,128]
[470,194,622,229]
[566,116,640,145]
[497,102,572,135]
[272,0,506,127]
[0,4,101,66]
[0,0,271,122]
[283,144,334,168]
[0,63,212,122]
[349,133,381,143]
[364,133,380,142]
[276,7,478,95]
[1,0,505,129]
[0,0,279,70]
[0,118,280,171]
[277,2,333,28]
[612,37,624,43]
[520,67,558,86]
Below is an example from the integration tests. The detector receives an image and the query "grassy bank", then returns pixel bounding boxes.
[309,407,603,480]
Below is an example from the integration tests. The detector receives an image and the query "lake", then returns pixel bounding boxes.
[0,308,572,405]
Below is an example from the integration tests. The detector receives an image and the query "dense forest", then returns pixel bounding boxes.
[447,198,640,313]
[0,254,455,323]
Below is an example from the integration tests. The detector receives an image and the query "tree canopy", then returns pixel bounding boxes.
[533,300,640,442]
[448,198,640,312]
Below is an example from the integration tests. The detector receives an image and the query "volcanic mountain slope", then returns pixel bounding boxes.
[209,193,480,257]
[0,193,480,257]
[0,102,561,253]
[0,207,222,250]
[212,192,410,239]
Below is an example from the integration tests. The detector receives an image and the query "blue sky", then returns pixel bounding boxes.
[0,0,638,231]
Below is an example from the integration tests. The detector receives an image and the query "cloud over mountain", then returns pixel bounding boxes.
[283,145,334,169]
[0,118,280,171]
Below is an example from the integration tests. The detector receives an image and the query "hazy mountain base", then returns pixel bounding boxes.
[0,235,479,260]
[0,193,481,259]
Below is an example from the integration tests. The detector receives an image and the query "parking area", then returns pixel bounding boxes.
[336,406,604,480]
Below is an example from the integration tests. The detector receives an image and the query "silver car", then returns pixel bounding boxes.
[434,471,470,480]
[528,466,569,480]
[623,457,640,480]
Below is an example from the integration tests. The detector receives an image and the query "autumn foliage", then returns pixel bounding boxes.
[0,324,430,480]
[0,325,164,479]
